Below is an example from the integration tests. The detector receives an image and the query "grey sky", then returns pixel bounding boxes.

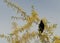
[0,0,60,43]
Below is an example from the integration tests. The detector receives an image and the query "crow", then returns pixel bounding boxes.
[38,20,44,33]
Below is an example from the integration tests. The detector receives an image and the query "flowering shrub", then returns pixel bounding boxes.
[0,0,60,43]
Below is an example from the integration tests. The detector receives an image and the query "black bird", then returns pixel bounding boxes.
[38,20,44,33]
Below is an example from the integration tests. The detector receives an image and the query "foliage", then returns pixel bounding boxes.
[0,0,60,43]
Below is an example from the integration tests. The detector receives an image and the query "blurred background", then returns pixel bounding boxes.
[0,0,60,43]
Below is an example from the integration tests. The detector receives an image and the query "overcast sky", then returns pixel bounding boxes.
[0,0,60,43]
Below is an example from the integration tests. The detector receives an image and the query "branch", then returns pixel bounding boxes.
[4,0,27,17]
